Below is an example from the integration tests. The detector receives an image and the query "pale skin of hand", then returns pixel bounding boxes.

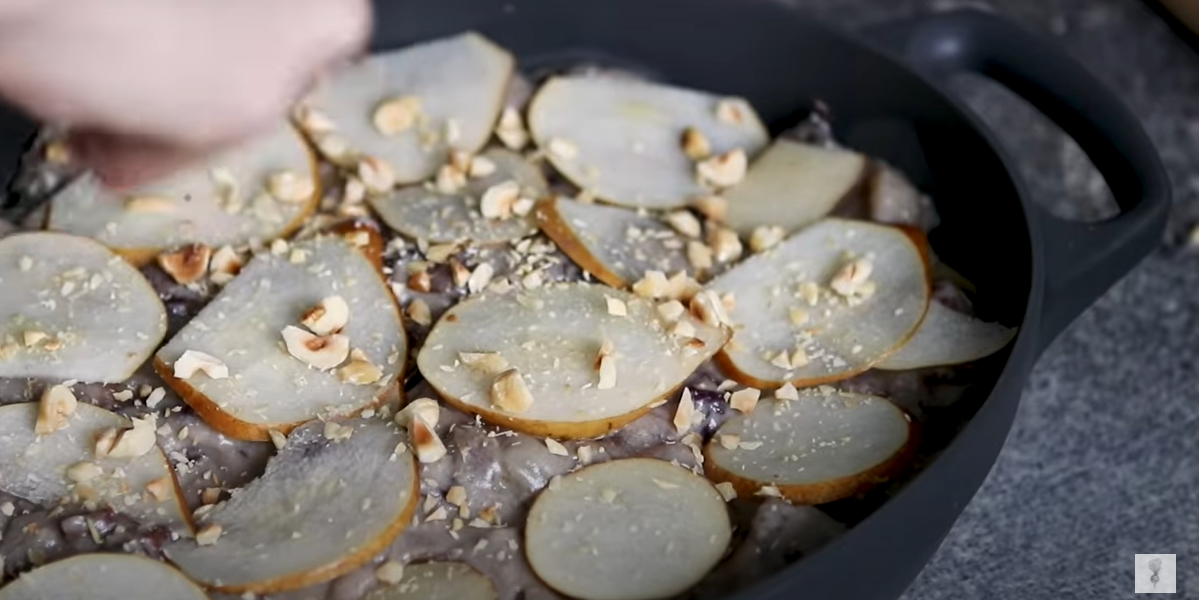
[0,0,372,188]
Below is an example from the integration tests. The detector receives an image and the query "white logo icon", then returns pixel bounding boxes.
[1135,554,1176,594]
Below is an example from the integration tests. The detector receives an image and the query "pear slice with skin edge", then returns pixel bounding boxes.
[370,148,547,244]
[527,76,769,209]
[0,554,209,600]
[704,390,919,505]
[299,32,514,183]
[154,234,406,442]
[525,458,732,600]
[0,402,192,533]
[723,139,870,236]
[536,196,692,288]
[47,122,320,265]
[875,301,1017,370]
[366,562,498,600]
[0,232,166,383]
[166,419,419,594]
[418,283,728,439]
[705,218,931,388]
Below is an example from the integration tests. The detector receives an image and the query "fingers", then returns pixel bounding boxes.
[68,131,208,190]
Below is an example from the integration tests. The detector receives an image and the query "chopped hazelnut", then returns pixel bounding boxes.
[718,434,741,450]
[512,197,536,217]
[35,384,76,435]
[407,268,432,293]
[103,416,158,459]
[775,382,800,401]
[673,389,695,436]
[696,149,747,188]
[411,416,447,463]
[830,257,874,297]
[689,290,733,328]
[338,349,383,385]
[435,163,468,194]
[490,368,535,413]
[687,241,713,271]
[707,227,743,263]
[769,350,792,370]
[124,196,175,213]
[605,296,628,317]
[358,156,397,194]
[372,95,422,136]
[681,127,712,160]
[268,430,287,450]
[158,243,211,285]
[729,388,761,413]
[407,299,432,326]
[597,354,617,390]
[295,105,336,134]
[715,98,750,125]
[790,346,810,367]
[66,461,101,483]
[691,195,728,222]
[281,325,350,370]
[173,350,230,380]
[469,155,497,178]
[459,352,509,375]
[145,476,174,501]
[467,263,494,293]
[715,481,738,501]
[480,180,520,220]
[266,170,316,203]
[196,524,223,546]
[323,421,354,442]
[544,438,570,457]
[632,270,670,299]
[548,138,579,160]
[496,107,529,150]
[44,139,72,165]
[301,295,350,336]
[375,560,406,585]
[425,243,458,263]
[749,226,785,253]
[396,398,441,430]
[209,245,243,281]
[789,307,809,326]
[664,210,702,238]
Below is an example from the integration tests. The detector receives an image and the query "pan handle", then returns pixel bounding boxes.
[864,9,1170,353]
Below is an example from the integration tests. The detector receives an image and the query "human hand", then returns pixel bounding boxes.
[0,0,371,187]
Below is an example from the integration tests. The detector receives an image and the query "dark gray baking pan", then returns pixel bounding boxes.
[0,2,1169,599]
[358,2,1168,599]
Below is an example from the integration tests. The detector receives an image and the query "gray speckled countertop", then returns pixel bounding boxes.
[773,0,1199,597]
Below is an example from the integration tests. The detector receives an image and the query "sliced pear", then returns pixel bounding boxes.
[366,562,498,600]
[300,32,514,182]
[0,554,208,600]
[418,283,727,438]
[527,76,769,209]
[155,235,406,441]
[536,196,691,287]
[370,148,546,243]
[0,402,190,531]
[868,163,940,232]
[705,218,929,387]
[526,458,731,600]
[0,232,166,383]
[166,418,418,594]
[47,122,318,264]
[875,302,1016,370]
[705,390,917,504]
[723,139,868,235]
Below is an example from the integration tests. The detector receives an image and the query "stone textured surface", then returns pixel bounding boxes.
[769,0,1199,597]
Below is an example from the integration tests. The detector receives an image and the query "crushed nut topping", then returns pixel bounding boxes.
[459,352,509,375]
[469,155,498,178]
[266,170,316,203]
[158,243,211,285]
[196,524,223,546]
[749,226,785,253]
[407,268,432,293]
[396,398,441,430]
[775,382,800,401]
[281,325,350,370]
[544,438,570,457]
[301,295,350,336]
[718,434,741,450]
[548,138,579,160]
[729,388,761,413]
[681,127,712,160]
[690,290,733,328]
[715,481,738,502]
[124,195,175,213]
[657,300,686,322]
[686,241,713,271]
[664,210,702,238]
[496,107,529,150]
[295,105,337,134]
[789,307,809,326]
[268,430,287,450]
[65,461,102,483]
[605,296,628,317]
[597,354,617,390]
[145,476,174,501]
[707,227,743,263]
[323,421,354,442]
[673,389,695,436]
[407,299,432,326]
[411,416,447,463]
[632,270,670,299]
[830,257,875,298]
[480,180,521,220]
[358,156,397,194]
[490,368,535,414]
[35,384,77,435]
[467,263,494,293]
[691,195,728,222]
[372,95,422,136]
[100,415,157,459]
[209,245,243,283]
[435,163,468,194]
[375,560,406,585]
[715,98,750,125]
[696,149,747,189]
[173,350,230,380]
[338,349,383,385]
